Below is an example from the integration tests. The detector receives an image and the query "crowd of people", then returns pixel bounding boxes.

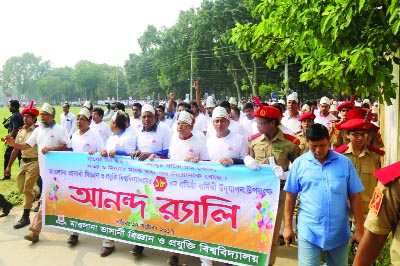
[0,81,398,266]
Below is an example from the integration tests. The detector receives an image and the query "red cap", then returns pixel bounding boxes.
[346,108,372,121]
[298,112,316,121]
[253,96,281,119]
[374,161,400,185]
[337,95,355,111]
[338,118,373,131]
[21,101,39,117]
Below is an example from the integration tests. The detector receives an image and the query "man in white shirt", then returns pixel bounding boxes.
[60,102,76,138]
[281,93,301,133]
[314,96,337,129]
[130,102,142,130]
[239,102,256,139]
[90,107,113,145]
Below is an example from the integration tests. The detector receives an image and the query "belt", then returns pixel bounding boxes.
[22,157,38,163]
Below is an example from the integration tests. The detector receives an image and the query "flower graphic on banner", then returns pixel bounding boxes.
[47,177,61,211]
[252,193,274,251]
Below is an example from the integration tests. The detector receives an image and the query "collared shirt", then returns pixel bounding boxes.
[136,122,171,153]
[206,131,247,162]
[8,110,24,135]
[71,128,104,153]
[239,117,256,140]
[248,129,299,171]
[364,179,400,264]
[296,131,309,156]
[130,117,142,130]
[90,121,113,144]
[105,129,137,154]
[341,144,381,216]
[26,123,71,176]
[282,113,301,133]
[16,124,38,158]
[169,134,209,161]
[314,112,337,129]
[60,111,76,137]
[284,150,364,250]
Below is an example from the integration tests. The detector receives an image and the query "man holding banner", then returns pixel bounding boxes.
[3,103,72,243]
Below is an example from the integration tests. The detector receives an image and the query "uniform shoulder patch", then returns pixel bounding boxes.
[369,187,383,216]
[247,133,261,142]
[334,144,349,153]
[367,145,385,156]
[283,133,300,145]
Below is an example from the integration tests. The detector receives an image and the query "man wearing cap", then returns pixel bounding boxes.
[130,104,172,257]
[282,93,301,134]
[283,124,364,266]
[60,102,76,138]
[329,97,355,148]
[334,117,384,219]
[1,99,24,180]
[4,102,40,229]
[297,111,315,156]
[314,96,337,129]
[329,104,339,118]
[248,97,299,266]
[353,161,400,266]
[4,103,72,243]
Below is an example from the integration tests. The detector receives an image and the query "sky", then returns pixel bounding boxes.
[0,0,202,68]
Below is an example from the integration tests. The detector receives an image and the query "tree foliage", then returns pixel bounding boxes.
[231,0,400,104]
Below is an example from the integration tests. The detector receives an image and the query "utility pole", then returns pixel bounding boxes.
[190,51,193,100]
[116,71,119,101]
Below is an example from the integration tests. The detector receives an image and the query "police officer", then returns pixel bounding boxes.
[353,161,400,266]
[330,97,354,148]
[296,111,315,156]
[248,96,299,266]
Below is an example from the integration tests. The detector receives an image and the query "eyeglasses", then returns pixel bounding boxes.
[256,121,268,127]
[349,132,368,138]
[341,109,350,113]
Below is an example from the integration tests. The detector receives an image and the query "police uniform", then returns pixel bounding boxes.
[364,162,400,264]
[296,111,316,156]
[329,99,354,147]
[248,97,299,265]
[334,118,384,217]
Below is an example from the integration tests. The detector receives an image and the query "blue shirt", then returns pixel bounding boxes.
[284,149,364,250]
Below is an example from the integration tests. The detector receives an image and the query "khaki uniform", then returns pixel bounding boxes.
[296,131,309,156]
[364,178,400,265]
[341,144,382,217]
[248,129,299,265]
[15,125,39,209]
[331,122,384,149]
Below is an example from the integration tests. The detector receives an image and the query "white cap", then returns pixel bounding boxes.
[178,110,194,125]
[78,108,91,119]
[229,97,237,105]
[278,99,285,105]
[212,106,230,120]
[373,101,378,107]
[329,104,338,112]
[320,96,330,105]
[287,93,298,103]
[83,101,92,110]
[40,103,54,115]
[206,96,215,108]
[142,104,155,115]
[301,104,310,112]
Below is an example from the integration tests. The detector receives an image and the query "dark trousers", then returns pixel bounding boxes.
[3,146,21,174]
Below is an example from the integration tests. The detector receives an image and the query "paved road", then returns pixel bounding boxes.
[0,208,298,266]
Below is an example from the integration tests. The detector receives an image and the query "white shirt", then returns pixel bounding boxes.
[282,113,301,133]
[90,121,112,144]
[206,119,246,138]
[239,117,256,139]
[314,113,337,129]
[206,131,248,162]
[136,122,172,153]
[26,123,71,176]
[168,134,209,161]
[60,112,76,138]
[71,128,104,153]
[106,130,137,154]
[130,117,142,130]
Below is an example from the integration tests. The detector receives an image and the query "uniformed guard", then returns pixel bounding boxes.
[353,161,400,266]
[330,96,354,148]
[296,111,315,156]
[334,118,384,218]
[248,96,299,266]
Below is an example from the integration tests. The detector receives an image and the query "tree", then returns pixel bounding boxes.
[232,0,400,103]
[1,53,51,100]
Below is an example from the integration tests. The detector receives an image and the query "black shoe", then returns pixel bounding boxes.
[14,217,30,229]
[279,234,285,246]
[0,202,13,217]
[167,255,179,266]
[33,202,40,212]
[0,176,10,181]
[67,235,79,246]
[129,245,144,257]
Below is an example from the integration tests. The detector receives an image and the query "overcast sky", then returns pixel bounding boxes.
[0,0,202,68]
